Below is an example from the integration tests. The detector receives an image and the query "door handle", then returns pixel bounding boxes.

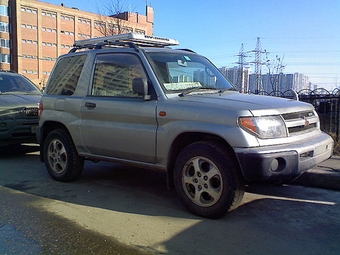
[85,102,96,108]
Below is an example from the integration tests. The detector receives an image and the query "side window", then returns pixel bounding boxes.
[92,53,147,98]
[46,54,87,95]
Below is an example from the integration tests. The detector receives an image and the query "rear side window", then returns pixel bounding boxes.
[46,54,87,95]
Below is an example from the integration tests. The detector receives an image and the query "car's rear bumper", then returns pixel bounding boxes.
[234,132,334,182]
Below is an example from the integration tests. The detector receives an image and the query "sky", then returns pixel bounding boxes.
[44,0,340,91]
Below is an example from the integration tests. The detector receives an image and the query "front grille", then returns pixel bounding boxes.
[20,107,39,117]
[288,123,317,133]
[282,110,319,136]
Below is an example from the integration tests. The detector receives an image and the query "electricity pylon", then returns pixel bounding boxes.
[250,37,266,93]
[236,43,249,93]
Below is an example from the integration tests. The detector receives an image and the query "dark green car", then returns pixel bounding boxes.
[0,71,42,146]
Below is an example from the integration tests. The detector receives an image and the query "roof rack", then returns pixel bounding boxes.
[73,33,180,50]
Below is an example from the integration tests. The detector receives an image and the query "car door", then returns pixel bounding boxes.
[80,52,158,163]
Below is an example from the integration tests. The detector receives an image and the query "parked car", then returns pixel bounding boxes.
[0,70,42,146]
[38,33,333,218]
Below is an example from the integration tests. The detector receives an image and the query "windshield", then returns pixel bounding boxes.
[0,73,41,94]
[145,51,235,94]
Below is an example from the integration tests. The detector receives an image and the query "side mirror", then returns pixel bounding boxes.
[132,78,151,100]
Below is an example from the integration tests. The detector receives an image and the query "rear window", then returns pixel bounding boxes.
[45,54,87,95]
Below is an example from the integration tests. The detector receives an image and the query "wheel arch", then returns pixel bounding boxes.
[39,121,71,162]
[166,132,240,188]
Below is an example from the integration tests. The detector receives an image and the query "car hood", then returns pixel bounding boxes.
[0,93,41,108]
[176,91,312,115]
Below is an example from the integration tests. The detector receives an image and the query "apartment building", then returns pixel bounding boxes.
[0,0,154,88]
[219,66,250,93]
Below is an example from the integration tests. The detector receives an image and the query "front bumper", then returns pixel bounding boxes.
[234,132,334,182]
[0,119,38,146]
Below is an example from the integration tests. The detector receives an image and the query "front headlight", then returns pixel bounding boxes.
[239,116,287,139]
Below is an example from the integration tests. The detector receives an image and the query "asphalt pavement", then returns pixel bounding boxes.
[295,154,340,191]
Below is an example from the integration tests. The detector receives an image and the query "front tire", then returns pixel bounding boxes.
[174,141,244,218]
[43,129,84,182]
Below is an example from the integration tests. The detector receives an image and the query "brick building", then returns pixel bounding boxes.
[0,0,154,88]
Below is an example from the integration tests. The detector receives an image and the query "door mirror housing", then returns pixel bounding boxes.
[132,78,151,100]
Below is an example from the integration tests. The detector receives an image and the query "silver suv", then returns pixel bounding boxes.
[38,33,334,218]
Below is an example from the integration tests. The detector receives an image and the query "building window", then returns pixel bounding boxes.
[21,7,37,15]
[61,14,74,21]
[135,29,146,35]
[22,24,38,30]
[0,22,9,32]
[42,10,56,18]
[78,18,90,24]
[0,5,8,16]
[124,27,133,33]
[0,54,10,63]
[0,39,10,48]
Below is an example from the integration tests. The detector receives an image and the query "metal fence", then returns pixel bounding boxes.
[256,88,340,142]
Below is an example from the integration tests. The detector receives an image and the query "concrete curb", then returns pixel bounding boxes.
[294,155,340,190]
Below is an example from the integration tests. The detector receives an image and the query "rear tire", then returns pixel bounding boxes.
[174,141,244,219]
[43,129,84,182]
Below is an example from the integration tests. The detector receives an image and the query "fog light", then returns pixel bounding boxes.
[0,122,7,128]
[270,157,286,172]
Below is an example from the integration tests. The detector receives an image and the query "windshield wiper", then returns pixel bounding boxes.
[178,87,219,97]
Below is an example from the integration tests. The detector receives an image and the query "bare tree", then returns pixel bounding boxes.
[265,53,286,94]
[94,0,135,36]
